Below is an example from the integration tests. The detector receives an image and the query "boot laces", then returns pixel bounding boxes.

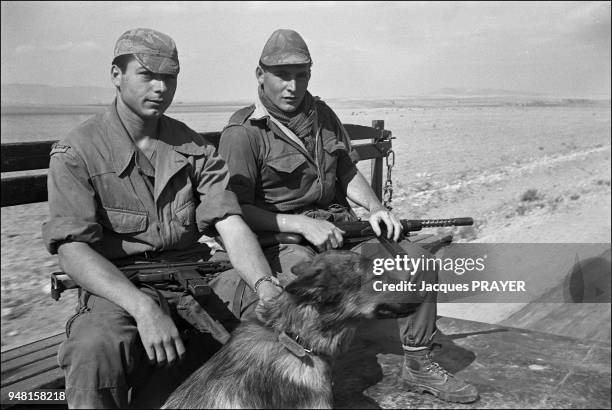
[424,351,453,378]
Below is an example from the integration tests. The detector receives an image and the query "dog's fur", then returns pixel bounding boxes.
[162,250,418,409]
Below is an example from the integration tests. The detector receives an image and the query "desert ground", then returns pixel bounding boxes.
[1,99,610,350]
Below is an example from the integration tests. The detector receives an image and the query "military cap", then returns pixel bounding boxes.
[114,28,179,75]
[259,29,311,66]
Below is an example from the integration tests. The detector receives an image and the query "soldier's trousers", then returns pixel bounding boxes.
[58,251,252,409]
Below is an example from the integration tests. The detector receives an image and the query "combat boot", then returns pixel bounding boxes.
[402,347,479,403]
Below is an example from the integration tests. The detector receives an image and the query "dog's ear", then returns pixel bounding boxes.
[290,260,314,277]
[285,259,332,301]
[285,263,325,297]
[285,258,347,306]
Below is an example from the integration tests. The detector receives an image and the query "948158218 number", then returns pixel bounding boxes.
[4,389,66,404]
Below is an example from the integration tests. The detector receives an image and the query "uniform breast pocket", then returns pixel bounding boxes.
[100,207,148,234]
[267,152,307,174]
[92,171,147,216]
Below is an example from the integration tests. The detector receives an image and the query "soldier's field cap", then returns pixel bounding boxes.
[114,28,180,75]
[259,29,311,66]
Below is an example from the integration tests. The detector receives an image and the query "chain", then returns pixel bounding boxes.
[383,149,395,210]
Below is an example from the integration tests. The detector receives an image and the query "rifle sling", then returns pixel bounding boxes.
[233,279,248,317]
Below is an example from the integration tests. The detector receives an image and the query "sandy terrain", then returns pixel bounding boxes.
[1,101,610,350]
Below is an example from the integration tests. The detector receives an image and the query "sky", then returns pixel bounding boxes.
[1,1,611,102]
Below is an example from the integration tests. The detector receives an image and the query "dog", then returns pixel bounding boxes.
[162,250,420,409]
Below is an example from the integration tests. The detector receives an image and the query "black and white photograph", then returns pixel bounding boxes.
[1,1,610,408]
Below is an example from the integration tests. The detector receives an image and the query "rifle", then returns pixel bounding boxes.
[51,218,472,298]
[50,260,233,301]
[257,217,474,247]
[51,260,234,343]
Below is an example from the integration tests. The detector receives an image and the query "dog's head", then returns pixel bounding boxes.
[284,250,419,320]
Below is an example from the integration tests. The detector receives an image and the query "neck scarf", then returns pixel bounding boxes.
[258,86,317,157]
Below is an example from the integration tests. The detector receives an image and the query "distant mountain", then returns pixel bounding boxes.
[427,87,544,97]
[1,84,115,106]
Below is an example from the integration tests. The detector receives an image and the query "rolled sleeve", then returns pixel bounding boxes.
[337,122,360,164]
[334,122,359,186]
[218,125,260,205]
[336,149,359,188]
[195,147,243,233]
[42,148,103,254]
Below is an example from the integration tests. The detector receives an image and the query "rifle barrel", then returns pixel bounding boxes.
[402,217,473,231]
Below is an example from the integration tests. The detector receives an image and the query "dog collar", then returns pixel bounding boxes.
[278,331,312,357]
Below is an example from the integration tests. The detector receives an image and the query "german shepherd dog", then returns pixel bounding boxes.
[162,250,419,409]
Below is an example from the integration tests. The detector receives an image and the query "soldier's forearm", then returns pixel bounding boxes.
[345,170,384,212]
[215,215,274,290]
[57,241,157,319]
[241,204,312,235]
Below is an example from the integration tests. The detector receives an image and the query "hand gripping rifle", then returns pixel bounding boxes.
[257,217,474,249]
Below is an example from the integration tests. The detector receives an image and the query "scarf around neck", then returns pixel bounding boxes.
[258,86,317,156]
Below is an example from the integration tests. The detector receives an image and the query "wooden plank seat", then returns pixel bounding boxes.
[0,120,393,405]
[1,333,65,404]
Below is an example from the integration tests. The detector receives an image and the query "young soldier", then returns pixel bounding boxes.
[218,29,479,404]
[42,28,281,408]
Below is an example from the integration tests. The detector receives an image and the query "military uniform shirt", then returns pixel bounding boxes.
[219,96,359,214]
[42,101,242,260]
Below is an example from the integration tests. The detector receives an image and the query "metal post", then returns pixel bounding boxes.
[371,120,384,201]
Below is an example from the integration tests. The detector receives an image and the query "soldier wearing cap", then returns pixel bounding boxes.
[42,28,281,408]
[219,29,479,403]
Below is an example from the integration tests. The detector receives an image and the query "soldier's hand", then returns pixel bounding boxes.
[133,298,185,368]
[255,277,283,322]
[256,276,283,301]
[369,206,403,242]
[298,217,346,251]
